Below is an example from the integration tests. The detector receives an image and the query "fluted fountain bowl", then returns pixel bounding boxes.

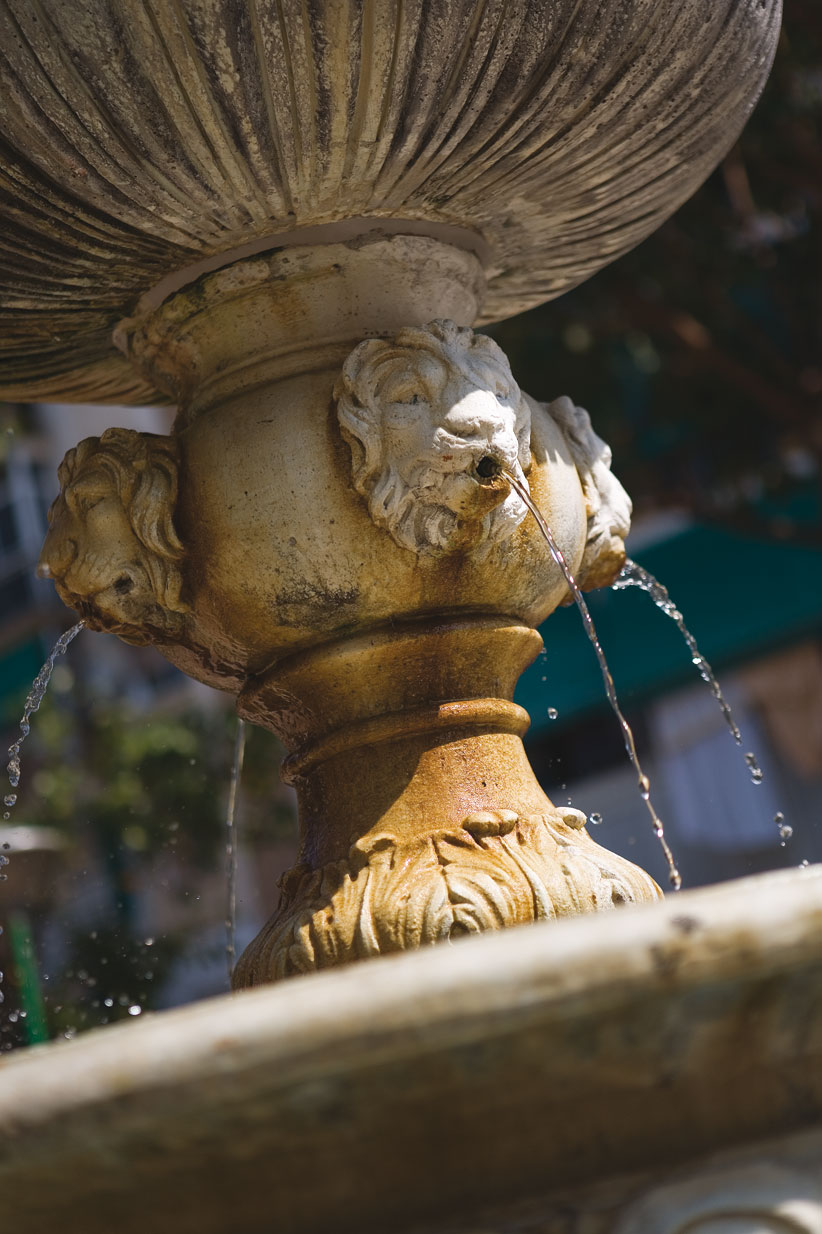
[0,0,780,405]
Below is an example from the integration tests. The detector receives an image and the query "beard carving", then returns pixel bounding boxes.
[334,319,532,558]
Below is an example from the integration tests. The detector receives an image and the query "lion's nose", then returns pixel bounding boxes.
[445,389,516,450]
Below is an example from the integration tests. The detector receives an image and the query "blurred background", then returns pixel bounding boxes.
[1,0,820,1050]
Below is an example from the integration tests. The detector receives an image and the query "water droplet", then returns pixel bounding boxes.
[103,998,114,1008]
[546,707,558,720]
[2,814,8,822]
[144,937,155,947]
[589,812,603,825]
[3,794,16,808]
[744,752,764,785]
[127,1004,142,1017]
[1,842,8,851]
[799,860,810,869]
[669,870,683,891]
[773,812,793,844]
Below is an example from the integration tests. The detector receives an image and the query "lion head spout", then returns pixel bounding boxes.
[334,319,532,558]
[39,428,189,646]
[334,319,631,584]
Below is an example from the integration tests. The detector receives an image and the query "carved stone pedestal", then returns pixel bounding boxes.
[40,237,661,981]
[236,617,658,981]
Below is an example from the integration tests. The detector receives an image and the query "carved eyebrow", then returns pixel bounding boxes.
[68,473,109,505]
[467,358,515,397]
[375,352,446,402]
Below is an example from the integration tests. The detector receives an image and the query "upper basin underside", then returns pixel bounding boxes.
[0,0,780,405]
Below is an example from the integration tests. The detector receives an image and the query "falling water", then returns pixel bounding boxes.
[2,621,84,1018]
[613,560,763,783]
[611,560,791,844]
[224,718,247,986]
[5,622,85,811]
[502,470,682,890]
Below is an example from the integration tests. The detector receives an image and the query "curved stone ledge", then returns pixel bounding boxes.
[1,866,821,1234]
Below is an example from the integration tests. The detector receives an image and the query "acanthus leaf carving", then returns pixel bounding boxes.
[233,811,661,985]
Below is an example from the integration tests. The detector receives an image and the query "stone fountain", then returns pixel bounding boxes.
[3,3,822,1232]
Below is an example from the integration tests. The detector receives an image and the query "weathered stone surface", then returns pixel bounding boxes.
[0,0,781,403]
[0,867,820,1234]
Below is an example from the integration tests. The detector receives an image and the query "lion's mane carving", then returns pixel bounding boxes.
[234,811,661,984]
[40,427,188,645]
[546,395,632,590]
[334,319,532,558]
[335,319,631,582]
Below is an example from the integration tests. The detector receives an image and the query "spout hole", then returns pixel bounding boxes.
[114,575,134,595]
[476,455,501,480]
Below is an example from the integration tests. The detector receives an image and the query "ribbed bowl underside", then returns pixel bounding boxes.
[0,0,780,404]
